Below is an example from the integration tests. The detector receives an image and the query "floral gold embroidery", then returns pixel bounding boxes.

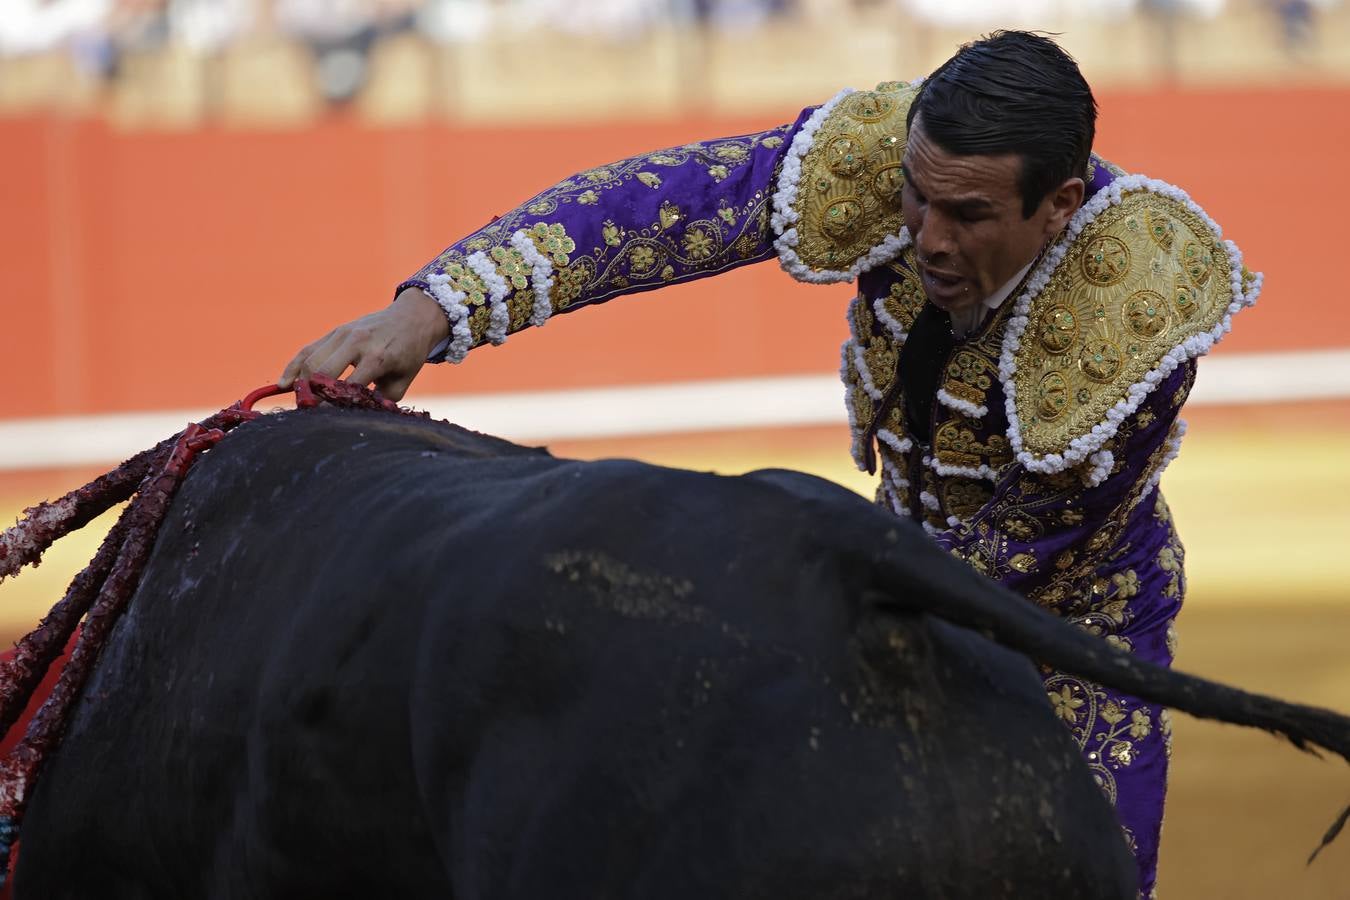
[489,246,530,292]
[1050,685,1085,723]
[526,222,575,267]
[551,256,595,311]
[658,201,682,230]
[682,226,717,260]
[1157,543,1183,599]
[439,261,488,307]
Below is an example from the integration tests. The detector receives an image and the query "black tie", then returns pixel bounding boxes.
[897,302,956,445]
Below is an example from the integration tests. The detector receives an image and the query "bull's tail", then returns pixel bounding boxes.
[868,534,1350,861]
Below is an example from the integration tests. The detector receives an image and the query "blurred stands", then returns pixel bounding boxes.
[2,0,1349,126]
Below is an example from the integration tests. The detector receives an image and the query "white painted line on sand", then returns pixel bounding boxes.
[0,349,1346,472]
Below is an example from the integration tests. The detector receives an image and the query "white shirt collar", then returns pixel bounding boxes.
[948,257,1037,339]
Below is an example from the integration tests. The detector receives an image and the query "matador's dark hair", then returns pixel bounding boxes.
[906,30,1098,219]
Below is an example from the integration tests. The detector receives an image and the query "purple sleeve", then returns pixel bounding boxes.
[399,110,815,363]
[929,361,1196,599]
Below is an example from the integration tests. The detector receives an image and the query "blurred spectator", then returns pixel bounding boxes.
[0,0,112,56]
[1273,0,1315,57]
[415,0,492,43]
[274,0,418,103]
[4,0,1348,121]
[679,0,796,31]
[168,0,256,53]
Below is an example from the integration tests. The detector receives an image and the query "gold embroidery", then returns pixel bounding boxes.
[882,263,925,333]
[1124,290,1169,339]
[863,339,898,395]
[852,381,875,433]
[629,245,660,274]
[934,419,1012,470]
[1144,207,1175,251]
[422,130,779,353]
[1038,305,1079,353]
[733,230,761,259]
[439,261,488,307]
[1081,235,1131,286]
[790,83,917,272]
[1036,372,1070,421]
[943,348,997,409]
[942,479,993,520]
[468,305,491,343]
[658,201,682,230]
[551,256,596,311]
[1079,338,1123,383]
[1181,239,1212,287]
[1000,514,1041,541]
[853,296,876,338]
[525,222,575,267]
[1014,189,1237,458]
[1173,366,1195,408]
[1045,672,1156,807]
[1091,153,1127,178]
[1050,685,1084,723]
[682,226,719,260]
[506,289,533,331]
[1157,542,1183,599]
[489,246,530,292]
[711,142,750,162]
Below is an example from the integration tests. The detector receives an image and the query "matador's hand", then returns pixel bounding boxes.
[279,287,450,402]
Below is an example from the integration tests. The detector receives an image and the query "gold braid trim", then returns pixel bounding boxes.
[790,83,916,273]
[1012,187,1243,459]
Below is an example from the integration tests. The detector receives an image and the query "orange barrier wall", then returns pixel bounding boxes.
[2,87,1346,420]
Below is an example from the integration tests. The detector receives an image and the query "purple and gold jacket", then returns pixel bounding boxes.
[399,82,1260,896]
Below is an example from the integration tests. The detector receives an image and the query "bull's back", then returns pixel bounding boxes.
[16,409,1135,899]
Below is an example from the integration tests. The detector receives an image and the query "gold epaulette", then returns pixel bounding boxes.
[1008,180,1259,467]
[775,81,917,281]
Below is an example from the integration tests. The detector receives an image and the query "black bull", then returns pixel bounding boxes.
[13,408,1350,898]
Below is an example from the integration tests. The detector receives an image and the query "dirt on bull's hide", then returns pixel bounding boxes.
[545,550,702,626]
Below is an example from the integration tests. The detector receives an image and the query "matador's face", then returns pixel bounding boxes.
[901,116,1082,318]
